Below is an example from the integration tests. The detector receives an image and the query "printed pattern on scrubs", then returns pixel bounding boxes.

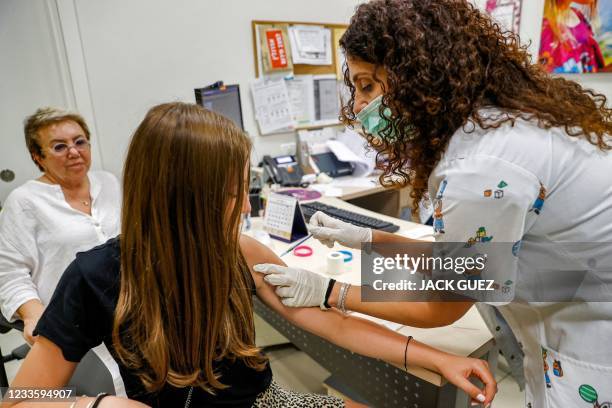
[428,112,612,408]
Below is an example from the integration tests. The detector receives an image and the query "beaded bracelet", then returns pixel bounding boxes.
[338,282,351,314]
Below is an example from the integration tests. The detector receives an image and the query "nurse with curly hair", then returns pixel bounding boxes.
[256,1,612,407]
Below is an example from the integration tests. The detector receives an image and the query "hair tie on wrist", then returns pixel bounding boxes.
[91,393,109,408]
[323,279,336,309]
[404,336,413,373]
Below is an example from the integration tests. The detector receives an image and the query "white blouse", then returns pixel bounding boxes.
[0,170,121,321]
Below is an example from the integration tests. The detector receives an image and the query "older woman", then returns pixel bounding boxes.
[0,107,121,387]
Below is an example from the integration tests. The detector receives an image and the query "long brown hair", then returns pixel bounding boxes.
[340,0,612,210]
[113,102,266,393]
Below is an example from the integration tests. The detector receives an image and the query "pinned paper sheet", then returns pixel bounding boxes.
[313,75,340,122]
[258,24,294,76]
[251,80,295,134]
[288,25,332,65]
[285,75,315,124]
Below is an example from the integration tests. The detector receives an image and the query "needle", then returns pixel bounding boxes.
[279,234,313,257]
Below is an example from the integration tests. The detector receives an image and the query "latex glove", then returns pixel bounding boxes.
[254,263,330,309]
[308,211,372,249]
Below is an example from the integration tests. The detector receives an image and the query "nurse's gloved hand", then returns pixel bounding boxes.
[309,211,372,249]
[254,264,330,309]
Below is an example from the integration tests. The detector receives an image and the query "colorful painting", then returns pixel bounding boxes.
[539,0,612,73]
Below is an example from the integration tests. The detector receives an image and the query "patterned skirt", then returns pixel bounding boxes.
[252,380,345,407]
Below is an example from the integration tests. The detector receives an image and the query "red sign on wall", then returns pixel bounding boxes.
[266,30,289,69]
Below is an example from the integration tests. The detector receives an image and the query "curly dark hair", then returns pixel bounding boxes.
[340,0,612,211]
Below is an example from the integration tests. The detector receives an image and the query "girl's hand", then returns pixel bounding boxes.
[435,355,497,406]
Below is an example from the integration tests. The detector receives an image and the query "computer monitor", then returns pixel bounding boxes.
[194,84,244,130]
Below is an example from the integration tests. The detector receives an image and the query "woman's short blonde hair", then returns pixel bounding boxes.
[23,107,91,171]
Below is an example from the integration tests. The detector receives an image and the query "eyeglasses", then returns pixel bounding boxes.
[46,137,90,156]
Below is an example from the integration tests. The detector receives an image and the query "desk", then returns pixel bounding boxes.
[250,197,495,407]
[325,176,386,200]
[303,175,414,220]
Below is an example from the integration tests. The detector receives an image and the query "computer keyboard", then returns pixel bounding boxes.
[300,201,400,233]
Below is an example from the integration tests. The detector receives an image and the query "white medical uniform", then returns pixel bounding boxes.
[428,112,612,408]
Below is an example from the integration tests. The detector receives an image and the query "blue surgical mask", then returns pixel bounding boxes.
[356,95,396,141]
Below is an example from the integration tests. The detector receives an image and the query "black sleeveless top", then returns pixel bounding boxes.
[35,237,272,407]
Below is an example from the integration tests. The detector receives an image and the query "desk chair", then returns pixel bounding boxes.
[0,314,116,395]
[0,315,26,387]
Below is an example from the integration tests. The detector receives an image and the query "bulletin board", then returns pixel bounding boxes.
[252,20,348,78]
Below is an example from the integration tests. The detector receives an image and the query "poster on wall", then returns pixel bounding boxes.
[485,0,522,34]
[539,0,612,73]
[258,24,294,76]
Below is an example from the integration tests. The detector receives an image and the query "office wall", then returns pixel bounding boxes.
[70,0,612,178]
[0,0,105,203]
[66,0,362,176]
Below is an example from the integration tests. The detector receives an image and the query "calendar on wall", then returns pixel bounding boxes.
[263,193,309,242]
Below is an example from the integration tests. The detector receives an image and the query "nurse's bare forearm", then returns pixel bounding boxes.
[373,230,419,243]
[371,230,433,257]
[329,284,473,328]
